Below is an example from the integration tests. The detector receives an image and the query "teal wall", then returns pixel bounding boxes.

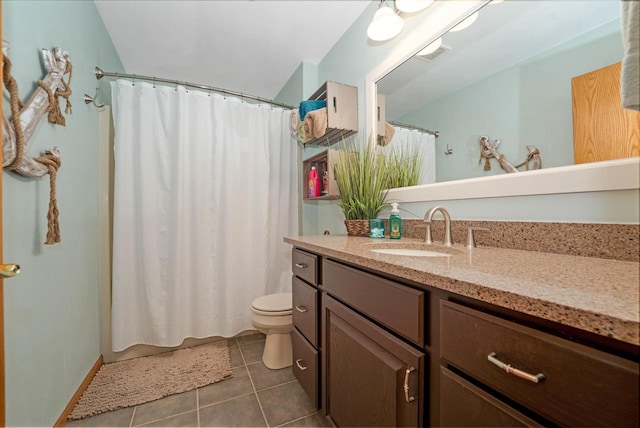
[285,3,640,234]
[2,1,124,425]
[399,20,623,182]
[276,61,324,234]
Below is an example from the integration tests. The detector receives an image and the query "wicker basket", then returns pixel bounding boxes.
[344,220,370,237]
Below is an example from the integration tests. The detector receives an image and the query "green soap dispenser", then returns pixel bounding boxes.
[389,202,402,239]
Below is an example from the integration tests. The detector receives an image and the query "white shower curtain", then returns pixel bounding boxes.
[110,80,298,351]
[385,126,436,185]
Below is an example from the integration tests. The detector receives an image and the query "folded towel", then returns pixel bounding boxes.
[290,110,300,137]
[299,100,327,120]
[303,107,328,139]
[621,0,639,111]
[377,122,396,146]
[297,121,314,144]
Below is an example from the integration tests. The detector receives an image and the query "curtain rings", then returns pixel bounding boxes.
[131,74,136,86]
[152,76,156,89]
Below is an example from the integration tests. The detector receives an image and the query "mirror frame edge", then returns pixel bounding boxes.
[365,0,640,203]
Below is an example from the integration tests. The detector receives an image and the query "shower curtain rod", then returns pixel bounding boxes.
[93,67,295,110]
[389,120,439,138]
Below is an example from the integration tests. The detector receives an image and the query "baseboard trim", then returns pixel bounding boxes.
[54,355,103,427]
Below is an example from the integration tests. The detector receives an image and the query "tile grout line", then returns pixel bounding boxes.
[253,378,298,393]
[198,391,257,411]
[135,409,197,428]
[129,406,137,428]
[275,411,321,427]
[196,388,201,428]
[238,338,271,427]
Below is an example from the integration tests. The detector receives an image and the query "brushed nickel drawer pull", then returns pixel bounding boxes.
[295,305,308,313]
[295,359,308,371]
[403,367,416,402]
[295,263,307,269]
[488,352,546,383]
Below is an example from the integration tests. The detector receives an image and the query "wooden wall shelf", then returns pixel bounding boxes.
[302,81,358,147]
[302,149,340,200]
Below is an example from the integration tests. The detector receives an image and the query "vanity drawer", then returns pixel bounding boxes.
[292,276,318,347]
[292,328,319,408]
[292,248,318,285]
[440,366,541,427]
[323,259,424,346]
[440,300,639,427]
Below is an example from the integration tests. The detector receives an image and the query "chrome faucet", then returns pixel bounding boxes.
[424,206,453,246]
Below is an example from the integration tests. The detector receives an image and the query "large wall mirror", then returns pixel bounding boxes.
[367,0,639,202]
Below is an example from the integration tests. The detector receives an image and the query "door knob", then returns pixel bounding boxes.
[0,264,21,278]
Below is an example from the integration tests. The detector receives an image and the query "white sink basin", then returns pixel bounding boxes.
[370,248,452,257]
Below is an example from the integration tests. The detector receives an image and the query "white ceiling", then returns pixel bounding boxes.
[94,0,371,100]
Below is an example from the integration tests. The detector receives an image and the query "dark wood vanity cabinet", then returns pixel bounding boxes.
[290,247,640,427]
[320,259,425,427]
[291,249,320,408]
[322,295,424,427]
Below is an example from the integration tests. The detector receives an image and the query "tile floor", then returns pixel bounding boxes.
[67,333,327,427]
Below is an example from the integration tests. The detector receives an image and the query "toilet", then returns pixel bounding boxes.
[250,292,293,369]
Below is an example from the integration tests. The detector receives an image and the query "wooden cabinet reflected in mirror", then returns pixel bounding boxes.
[572,62,640,164]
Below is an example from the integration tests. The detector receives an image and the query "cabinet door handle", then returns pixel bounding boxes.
[403,367,416,403]
[488,352,546,384]
[295,359,308,371]
[295,305,308,313]
[295,263,307,269]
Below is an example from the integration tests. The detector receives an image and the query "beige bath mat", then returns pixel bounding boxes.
[69,341,232,420]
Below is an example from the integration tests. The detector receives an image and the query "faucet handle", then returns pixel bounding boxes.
[466,227,490,248]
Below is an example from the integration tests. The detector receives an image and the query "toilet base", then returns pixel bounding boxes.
[262,332,292,369]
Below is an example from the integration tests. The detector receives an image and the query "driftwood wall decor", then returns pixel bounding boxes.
[478,136,542,173]
[2,40,73,244]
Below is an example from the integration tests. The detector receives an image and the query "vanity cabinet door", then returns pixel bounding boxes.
[322,295,424,427]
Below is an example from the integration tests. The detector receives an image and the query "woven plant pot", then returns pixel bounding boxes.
[344,220,370,237]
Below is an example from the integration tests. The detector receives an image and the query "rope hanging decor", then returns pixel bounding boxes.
[2,42,72,245]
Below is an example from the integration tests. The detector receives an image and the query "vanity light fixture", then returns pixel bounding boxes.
[450,11,479,32]
[367,0,405,41]
[368,0,436,42]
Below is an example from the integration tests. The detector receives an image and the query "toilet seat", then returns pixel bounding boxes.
[251,292,292,316]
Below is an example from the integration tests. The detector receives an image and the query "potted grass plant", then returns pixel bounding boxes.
[333,139,390,236]
[333,138,425,236]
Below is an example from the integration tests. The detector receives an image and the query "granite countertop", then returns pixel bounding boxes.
[284,235,640,346]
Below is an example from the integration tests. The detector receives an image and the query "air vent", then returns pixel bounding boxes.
[414,44,451,63]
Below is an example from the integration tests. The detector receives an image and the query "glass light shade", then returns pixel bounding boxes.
[416,37,442,56]
[395,0,434,14]
[450,11,478,32]
[367,5,404,41]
